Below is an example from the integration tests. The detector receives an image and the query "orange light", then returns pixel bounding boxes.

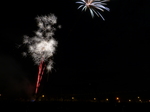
[72,97,74,100]
[42,95,45,97]
[94,98,96,100]
[116,97,119,100]
[106,98,109,101]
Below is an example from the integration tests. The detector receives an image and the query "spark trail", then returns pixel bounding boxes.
[22,14,58,94]
[76,0,110,20]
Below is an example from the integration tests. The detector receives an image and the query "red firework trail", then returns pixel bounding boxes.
[35,61,46,94]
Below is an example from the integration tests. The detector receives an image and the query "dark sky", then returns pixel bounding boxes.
[0,0,150,98]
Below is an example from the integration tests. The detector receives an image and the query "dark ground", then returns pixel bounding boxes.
[1,101,150,112]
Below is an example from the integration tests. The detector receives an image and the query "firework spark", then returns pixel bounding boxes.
[22,14,58,94]
[76,0,110,20]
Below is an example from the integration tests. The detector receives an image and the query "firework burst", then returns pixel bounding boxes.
[76,0,110,20]
[22,14,58,94]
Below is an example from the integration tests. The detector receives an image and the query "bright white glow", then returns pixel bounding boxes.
[76,0,110,20]
[23,14,58,72]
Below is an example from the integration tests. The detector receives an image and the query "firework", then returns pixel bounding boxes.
[76,0,110,20]
[22,14,58,94]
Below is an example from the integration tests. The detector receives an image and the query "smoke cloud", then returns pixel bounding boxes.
[0,54,34,99]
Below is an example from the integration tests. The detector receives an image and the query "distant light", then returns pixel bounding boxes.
[31,99,35,102]
[129,99,131,102]
[106,98,109,101]
[118,100,120,103]
[149,100,150,102]
[94,98,96,100]
[139,99,142,102]
[42,95,45,98]
[58,25,62,29]
[137,96,140,99]
[72,97,74,100]
[0,94,1,96]
[116,97,119,100]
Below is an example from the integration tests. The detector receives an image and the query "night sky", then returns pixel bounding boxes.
[0,0,150,98]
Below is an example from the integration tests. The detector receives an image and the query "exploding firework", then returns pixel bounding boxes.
[76,0,110,20]
[22,14,58,94]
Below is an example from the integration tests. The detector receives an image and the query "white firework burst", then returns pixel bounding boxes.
[23,14,58,72]
[22,14,59,94]
[76,0,110,20]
